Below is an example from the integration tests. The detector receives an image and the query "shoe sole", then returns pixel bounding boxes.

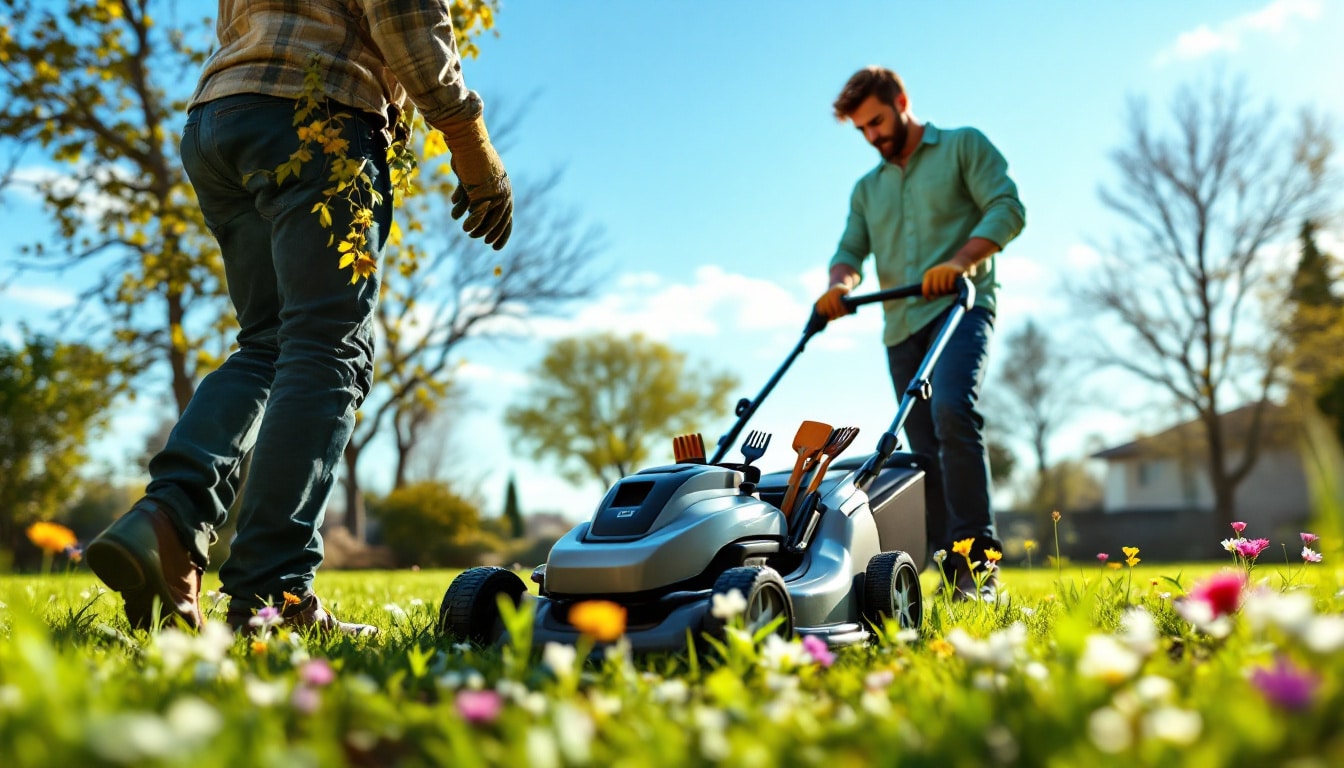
[86,537,192,630]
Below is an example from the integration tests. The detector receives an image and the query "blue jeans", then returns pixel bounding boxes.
[147,93,391,610]
[886,306,999,554]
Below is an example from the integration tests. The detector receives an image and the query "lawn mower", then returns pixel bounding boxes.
[439,277,976,651]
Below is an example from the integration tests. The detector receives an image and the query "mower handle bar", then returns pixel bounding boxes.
[710,276,974,464]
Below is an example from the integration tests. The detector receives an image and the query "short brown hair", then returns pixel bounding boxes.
[832,66,906,119]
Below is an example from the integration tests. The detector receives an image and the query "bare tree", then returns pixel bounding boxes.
[1078,77,1336,527]
[340,173,598,539]
[988,319,1084,510]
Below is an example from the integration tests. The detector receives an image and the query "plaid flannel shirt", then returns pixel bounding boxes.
[191,0,482,138]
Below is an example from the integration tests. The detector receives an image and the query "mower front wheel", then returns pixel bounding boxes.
[439,566,528,646]
[863,550,923,630]
[702,566,794,640]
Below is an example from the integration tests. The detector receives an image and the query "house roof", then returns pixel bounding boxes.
[1090,402,1296,461]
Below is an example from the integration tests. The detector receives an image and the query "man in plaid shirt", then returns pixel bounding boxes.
[87,1,509,635]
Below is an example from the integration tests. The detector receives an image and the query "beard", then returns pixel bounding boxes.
[875,112,910,162]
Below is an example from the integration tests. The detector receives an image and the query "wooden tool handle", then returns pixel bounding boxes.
[779,450,818,516]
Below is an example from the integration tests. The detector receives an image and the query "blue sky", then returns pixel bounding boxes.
[2,0,1343,523]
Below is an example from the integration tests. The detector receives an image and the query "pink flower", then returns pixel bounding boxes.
[291,685,321,714]
[1231,522,1247,534]
[1250,657,1319,711]
[249,605,283,629]
[299,659,335,688]
[1301,532,1320,545]
[802,634,836,668]
[1187,571,1245,618]
[455,689,503,725]
[1234,538,1271,559]
[1097,553,1109,563]
[1302,547,1323,564]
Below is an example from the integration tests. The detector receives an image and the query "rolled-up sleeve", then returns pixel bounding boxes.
[830,184,872,276]
[961,129,1025,249]
[360,0,483,127]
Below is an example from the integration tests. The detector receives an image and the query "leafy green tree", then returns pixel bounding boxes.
[366,481,497,568]
[505,333,740,489]
[502,473,524,539]
[1285,220,1344,445]
[0,332,123,550]
[0,0,228,414]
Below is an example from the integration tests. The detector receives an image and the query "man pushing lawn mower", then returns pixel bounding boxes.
[814,66,1025,601]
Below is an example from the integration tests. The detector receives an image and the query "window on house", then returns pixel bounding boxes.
[1137,461,1152,487]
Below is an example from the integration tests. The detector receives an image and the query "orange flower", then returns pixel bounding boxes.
[26,522,77,555]
[952,538,974,558]
[984,548,1003,563]
[283,592,302,606]
[568,600,627,642]
[251,640,267,655]
[1051,510,1062,522]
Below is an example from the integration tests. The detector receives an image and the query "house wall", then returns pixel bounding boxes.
[1098,448,1310,535]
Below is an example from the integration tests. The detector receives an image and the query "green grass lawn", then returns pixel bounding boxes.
[1,559,1342,767]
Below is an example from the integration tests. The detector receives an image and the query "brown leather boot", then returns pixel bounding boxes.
[226,594,378,637]
[86,501,204,630]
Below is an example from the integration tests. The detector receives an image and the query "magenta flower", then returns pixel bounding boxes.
[1301,532,1320,545]
[249,605,283,629]
[1302,547,1323,564]
[1250,657,1319,711]
[802,634,836,667]
[1234,538,1271,559]
[455,689,503,725]
[1096,553,1109,563]
[299,659,335,688]
[1231,521,1247,534]
[1188,571,1245,618]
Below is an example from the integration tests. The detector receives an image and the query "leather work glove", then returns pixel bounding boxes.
[439,116,513,250]
[921,261,971,299]
[815,284,853,320]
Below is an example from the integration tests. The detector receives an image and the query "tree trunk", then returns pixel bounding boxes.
[167,290,194,415]
[343,442,365,542]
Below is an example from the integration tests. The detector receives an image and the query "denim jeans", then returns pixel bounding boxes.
[147,93,391,610]
[886,306,999,554]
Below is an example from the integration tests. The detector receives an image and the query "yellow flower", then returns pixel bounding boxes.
[984,548,1003,563]
[1123,546,1140,567]
[1107,562,1123,570]
[1126,555,1140,567]
[952,538,974,557]
[26,522,78,554]
[928,638,955,659]
[1023,540,1038,552]
[568,600,627,642]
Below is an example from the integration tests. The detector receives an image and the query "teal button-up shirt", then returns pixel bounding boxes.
[829,123,1025,346]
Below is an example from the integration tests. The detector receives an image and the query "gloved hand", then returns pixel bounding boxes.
[814,284,853,320]
[922,261,969,299]
[439,116,513,250]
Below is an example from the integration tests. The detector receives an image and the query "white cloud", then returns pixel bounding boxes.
[0,284,77,310]
[1154,0,1322,66]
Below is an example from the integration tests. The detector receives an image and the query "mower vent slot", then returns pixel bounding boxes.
[612,481,654,509]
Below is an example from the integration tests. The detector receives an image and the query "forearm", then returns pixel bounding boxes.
[829,264,861,290]
[949,237,1000,270]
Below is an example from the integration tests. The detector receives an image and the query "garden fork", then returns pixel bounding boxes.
[799,426,861,507]
[739,430,771,467]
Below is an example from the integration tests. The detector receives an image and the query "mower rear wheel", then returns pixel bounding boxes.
[702,566,794,639]
[439,566,528,645]
[863,551,923,630]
